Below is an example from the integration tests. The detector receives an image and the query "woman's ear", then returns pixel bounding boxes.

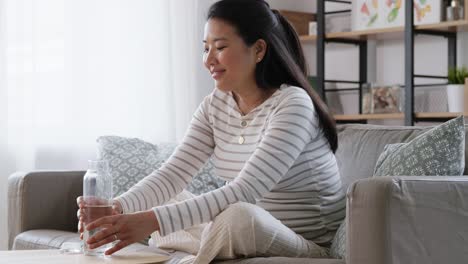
[254,39,267,63]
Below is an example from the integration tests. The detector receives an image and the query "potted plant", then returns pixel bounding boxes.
[446,66,468,112]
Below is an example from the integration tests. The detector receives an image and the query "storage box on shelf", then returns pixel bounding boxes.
[279,10,315,36]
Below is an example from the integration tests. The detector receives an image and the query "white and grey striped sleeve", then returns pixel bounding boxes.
[114,95,215,213]
[153,94,320,236]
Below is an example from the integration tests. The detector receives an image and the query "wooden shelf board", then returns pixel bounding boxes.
[334,112,466,121]
[300,20,468,42]
[414,112,467,118]
[299,35,316,42]
[327,26,403,40]
[415,20,468,32]
[300,26,403,42]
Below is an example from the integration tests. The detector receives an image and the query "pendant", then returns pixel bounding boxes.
[238,136,245,144]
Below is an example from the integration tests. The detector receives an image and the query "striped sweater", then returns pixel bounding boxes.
[115,85,345,244]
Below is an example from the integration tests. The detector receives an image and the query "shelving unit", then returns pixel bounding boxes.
[306,0,468,125]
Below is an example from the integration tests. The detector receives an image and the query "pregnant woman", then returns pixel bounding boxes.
[77,0,345,263]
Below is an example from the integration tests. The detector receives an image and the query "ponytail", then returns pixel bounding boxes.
[269,10,338,152]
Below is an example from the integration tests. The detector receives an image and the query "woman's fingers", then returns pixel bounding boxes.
[88,233,118,250]
[79,217,85,232]
[77,196,85,208]
[86,227,113,244]
[86,215,118,232]
[86,216,120,244]
[104,240,131,256]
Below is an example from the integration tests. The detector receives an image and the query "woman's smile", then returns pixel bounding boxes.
[211,68,226,80]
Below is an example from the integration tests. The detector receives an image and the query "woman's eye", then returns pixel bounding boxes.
[203,47,209,53]
[217,46,226,51]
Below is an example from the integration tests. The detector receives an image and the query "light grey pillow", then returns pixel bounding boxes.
[374,116,465,177]
[97,136,225,197]
[329,220,346,259]
[97,136,162,197]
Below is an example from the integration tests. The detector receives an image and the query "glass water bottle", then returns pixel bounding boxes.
[82,160,113,256]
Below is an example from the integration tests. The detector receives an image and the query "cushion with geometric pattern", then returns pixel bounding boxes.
[373,116,465,177]
[97,136,162,197]
[97,136,225,198]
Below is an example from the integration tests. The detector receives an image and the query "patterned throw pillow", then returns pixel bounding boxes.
[97,136,162,197]
[97,136,225,197]
[374,116,465,177]
[330,220,346,259]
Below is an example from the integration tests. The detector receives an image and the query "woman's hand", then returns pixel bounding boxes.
[85,210,160,255]
[76,196,123,240]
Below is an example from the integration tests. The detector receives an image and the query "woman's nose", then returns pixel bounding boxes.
[204,49,216,67]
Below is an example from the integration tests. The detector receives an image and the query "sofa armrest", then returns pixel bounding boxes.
[347,176,468,264]
[7,171,85,249]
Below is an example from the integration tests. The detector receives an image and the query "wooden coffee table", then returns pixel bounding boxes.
[0,247,171,264]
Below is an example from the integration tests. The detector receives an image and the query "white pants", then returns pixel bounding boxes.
[151,191,328,264]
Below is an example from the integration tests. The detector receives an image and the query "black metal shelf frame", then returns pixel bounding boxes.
[317,0,366,120]
[317,0,458,125]
[405,1,457,125]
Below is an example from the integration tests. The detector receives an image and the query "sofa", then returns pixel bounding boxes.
[8,123,468,264]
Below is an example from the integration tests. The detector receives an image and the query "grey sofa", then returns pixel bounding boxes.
[8,123,468,264]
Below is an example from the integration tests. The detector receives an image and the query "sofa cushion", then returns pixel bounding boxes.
[213,258,345,264]
[13,230,80,250]
[97,136,162,197]
[336,121,468,191]
[97,136,225,197]
[374,116,465,177]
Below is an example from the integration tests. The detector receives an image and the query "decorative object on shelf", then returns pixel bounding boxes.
[326,13,352,33]
[414,0,442,24]
[382,0,403,26]
[414,85,449,112]
[352,0,442,31]
[279,10,315,35]
[352,0,379,30]
[446,66,468,112]
[309,21,317,35]
[382,0,442,27]
[446,0,465,21]
[362,83,402,114]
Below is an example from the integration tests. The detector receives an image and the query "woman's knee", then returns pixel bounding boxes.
[218,202,263,220]
[213,202,272,231]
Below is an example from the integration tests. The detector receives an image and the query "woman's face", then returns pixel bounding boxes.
[203,18,259,93]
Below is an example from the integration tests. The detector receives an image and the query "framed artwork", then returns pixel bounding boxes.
[362,84,402,114]
[380,0,404,28]
[352,0,380,31]
[382,0,442,28]
[353,0,442,31]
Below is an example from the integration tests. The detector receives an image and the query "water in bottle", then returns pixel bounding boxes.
[82,160,113,256]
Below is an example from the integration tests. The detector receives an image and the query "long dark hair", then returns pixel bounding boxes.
[207,0,338,152]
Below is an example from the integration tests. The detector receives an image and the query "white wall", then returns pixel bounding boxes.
[196,0,218,99]
[0,0,8,251]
